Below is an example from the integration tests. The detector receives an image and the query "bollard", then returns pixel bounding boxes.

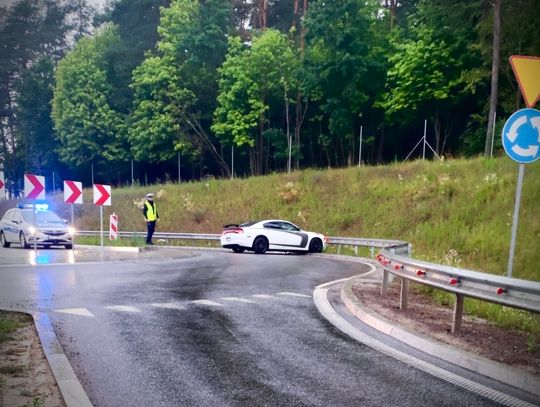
[109,213,118,241]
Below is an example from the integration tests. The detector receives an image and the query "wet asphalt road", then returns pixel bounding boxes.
[0,246,502,406]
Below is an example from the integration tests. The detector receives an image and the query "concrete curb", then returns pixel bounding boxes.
[32,312,93,407]
[341,274,540,398]
[74,244,157,253]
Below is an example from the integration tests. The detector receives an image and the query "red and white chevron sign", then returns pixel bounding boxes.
[0,171,5,198]
[24,174,45,200]
[64,180,83,204]
[93,184,111,206]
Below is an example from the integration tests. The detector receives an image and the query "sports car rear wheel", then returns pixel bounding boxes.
[252,236,269,254]
[309,238,323,253]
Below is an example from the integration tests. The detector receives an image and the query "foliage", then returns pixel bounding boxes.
[213,29,300,174]
[129,0,232,176]
[303,0,388,166]
[0,0,91,187]
[377,0,483,153]
[0,313,23,343]
[3,0,540,184]
[14,57,60,174]
[52,24,128,167]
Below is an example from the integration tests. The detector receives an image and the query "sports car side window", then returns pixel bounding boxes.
[278,222,298,231]
[263,222,280,229]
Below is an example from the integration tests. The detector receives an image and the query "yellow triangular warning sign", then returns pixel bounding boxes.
[510,55,540,108]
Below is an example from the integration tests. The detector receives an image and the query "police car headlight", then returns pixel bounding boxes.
[28,226,36,235]
[68,226,76,235]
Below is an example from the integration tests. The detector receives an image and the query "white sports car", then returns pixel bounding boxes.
[220,219,327,254]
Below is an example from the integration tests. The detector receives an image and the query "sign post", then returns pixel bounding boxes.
[93,184,111,248]
[24,174,46,251]
[503,55,540,277]
[64,180,83,249]
[501,108,540,277]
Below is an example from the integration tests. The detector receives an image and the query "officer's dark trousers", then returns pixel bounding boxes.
[146,221,156,244]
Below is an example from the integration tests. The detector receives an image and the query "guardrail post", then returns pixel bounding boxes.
[381,269,389,295]
[407,243,412,257]
[354,246,358,256]
[370,247,375,258]
[452,294,464,333]
[400,278,409,309]
[338,244,341,255]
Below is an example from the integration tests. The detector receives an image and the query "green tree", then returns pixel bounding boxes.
[15,57,61,174]
[377,0,483,155]
[52,24,128,171]
[95,0,170,115]
[213,29,299,175]
[303,0,387,166]
[129,0,232,176]
[0,0,82,186]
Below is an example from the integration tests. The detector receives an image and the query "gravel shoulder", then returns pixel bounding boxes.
[0,311,64,407]
[352,279,540,376]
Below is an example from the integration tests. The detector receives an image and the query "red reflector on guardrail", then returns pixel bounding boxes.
[394,264,402,270]
[450,278,461,286]
[416,270,426,276]
[497,288,507,295]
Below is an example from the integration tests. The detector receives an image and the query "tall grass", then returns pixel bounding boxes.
[5,156,538,332]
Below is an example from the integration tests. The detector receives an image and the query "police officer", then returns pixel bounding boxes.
[143,193,159,245]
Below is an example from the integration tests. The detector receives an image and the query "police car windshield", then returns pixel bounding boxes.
[21,210,64,224]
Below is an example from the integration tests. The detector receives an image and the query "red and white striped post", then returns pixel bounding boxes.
[109,213,118,241]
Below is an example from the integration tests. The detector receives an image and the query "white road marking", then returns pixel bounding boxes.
[150,302,186,311]
[277,292,311,298]
[191,299,224,307]
[220,297,256,304]
[313,286,535,407]
[54,308,95,318]
[104,305,141,313]
[251,294,275,299]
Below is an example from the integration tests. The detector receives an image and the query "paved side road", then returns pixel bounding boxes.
[0,247,513,406]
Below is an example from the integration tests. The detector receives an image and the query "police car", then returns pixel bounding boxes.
[221,219,327,254]
[0,204,75,249]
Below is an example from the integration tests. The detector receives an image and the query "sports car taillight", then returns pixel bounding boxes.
[222,227,243,235]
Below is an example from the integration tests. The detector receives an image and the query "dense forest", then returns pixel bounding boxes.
[0,0,538,191]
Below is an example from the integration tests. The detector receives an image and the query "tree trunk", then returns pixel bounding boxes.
[484,0,501,157]
[259,0,268,30]
[284,85,291,173]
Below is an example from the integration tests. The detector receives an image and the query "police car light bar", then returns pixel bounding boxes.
[17,202,49,211]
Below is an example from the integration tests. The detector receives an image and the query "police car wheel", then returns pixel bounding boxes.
[1,232,10,248]
[19,232,29,249]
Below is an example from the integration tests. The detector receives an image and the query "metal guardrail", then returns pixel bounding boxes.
[377,249,540,333]
[327,236,411,257]
[77,230,540,334]
[77,230,411,255]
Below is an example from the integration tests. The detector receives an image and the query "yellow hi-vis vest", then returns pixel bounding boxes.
[144,201,157,221]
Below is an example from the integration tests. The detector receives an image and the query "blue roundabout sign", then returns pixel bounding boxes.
[502,108,540,164]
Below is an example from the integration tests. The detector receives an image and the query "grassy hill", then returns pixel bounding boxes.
[3,156,539,333]
[9,156,537,281]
